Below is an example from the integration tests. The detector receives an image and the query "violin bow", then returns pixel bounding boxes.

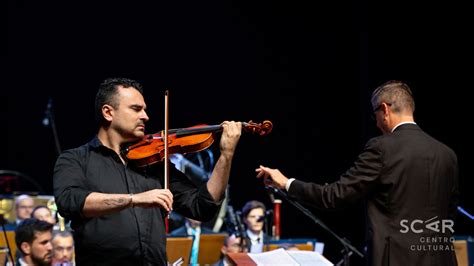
[164,90,170,231]
[164,90,170,191]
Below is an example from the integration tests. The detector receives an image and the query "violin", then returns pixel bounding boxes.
[122,120,273,167]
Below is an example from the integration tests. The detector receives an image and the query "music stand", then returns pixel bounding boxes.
[166,236,193,266]
[226,252,257,266]
[198,233,227,265]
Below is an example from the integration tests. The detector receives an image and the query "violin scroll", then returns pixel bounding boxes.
[243,120,273,136]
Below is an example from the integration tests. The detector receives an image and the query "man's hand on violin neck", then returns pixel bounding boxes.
[219,121,242,157]
[133,189,173,212]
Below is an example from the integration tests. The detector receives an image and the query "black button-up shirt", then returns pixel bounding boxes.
[53,137,221,265]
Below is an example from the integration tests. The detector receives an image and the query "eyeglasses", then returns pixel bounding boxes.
[371,103,392,120]
[18,205,34,209]
[54,246,74,252]
[373,103,392,113]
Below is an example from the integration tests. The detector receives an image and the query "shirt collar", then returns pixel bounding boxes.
[18,258,29,266]
[391,121,417,132]
[88,135,104,149]
[246,229,263,241]
[88,136,129,166]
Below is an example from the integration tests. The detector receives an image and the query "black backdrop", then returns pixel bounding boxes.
[5,1,474,265]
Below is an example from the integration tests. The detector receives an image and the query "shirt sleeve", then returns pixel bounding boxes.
[288,137,383,209]
[169,166,222,222]
[53,149,92,220]
[285,178,296,191]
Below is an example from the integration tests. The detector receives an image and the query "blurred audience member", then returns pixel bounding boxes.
[31,205,57,226]
[51,230,74,266]
[170,217,214,265]
[15,218,53,266]
[15,195,34,225]
[241,200,269,253]
[212,234,248,266]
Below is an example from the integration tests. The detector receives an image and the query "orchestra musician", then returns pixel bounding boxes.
[53,77,242,265]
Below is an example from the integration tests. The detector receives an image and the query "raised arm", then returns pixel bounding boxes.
[206,121,242,201]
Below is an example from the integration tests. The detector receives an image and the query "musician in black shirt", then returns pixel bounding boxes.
[53,78,242,265]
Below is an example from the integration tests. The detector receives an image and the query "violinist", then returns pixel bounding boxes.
[53,77,242,265]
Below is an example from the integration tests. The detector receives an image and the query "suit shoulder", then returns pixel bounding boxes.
[425,133,458,160]
[59,142,92,158]
[364,135,387,149]
[54,142,93,168]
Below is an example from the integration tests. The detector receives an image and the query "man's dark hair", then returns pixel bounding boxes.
[15,218,53,255]
[94,77,144,125]
[241,200,266,218]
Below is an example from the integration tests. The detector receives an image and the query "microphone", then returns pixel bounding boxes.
[42,98,52,126]
[256,210,273,222]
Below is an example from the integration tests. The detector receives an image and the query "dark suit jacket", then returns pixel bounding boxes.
[289,124,459,266]
[244,231,271,253]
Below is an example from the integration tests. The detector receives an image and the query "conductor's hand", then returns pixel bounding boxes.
[219,121,242,158]
[256,165,289,190]
[133,189,173,212]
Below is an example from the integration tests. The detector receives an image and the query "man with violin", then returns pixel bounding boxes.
[256,80,459,266]
[53,77,242,265]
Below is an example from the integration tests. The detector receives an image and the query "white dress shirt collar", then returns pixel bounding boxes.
[391,121,417,132]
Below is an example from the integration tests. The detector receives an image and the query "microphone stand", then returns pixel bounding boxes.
[43,98,62,156]
[270,187,364,266]
[226,205,249,252]
[0,214,15,265]
[43,98,68,230]
[235,210,249,252]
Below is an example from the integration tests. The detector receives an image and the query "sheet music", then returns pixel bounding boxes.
[287,250,333,266]
[248,248,299,265]
[314,242,325,255]
[247,248,334,266]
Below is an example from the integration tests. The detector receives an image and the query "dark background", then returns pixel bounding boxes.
[5,0,473,264]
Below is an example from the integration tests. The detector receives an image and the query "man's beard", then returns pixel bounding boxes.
[31,253,52,266]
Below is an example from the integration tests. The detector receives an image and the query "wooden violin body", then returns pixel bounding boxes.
[122,120,272,167]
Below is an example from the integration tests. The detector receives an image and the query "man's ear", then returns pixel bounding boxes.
[102,104,114,122]
[221,245,227,255]
[382,102,392,115]
[20,242,31,255]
